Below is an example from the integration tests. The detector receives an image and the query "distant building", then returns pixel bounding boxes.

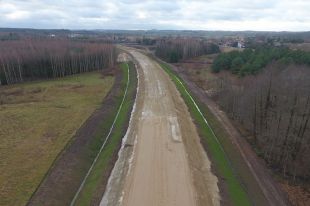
[237,41,245,48]
[68,33,82,38]
[48,34,56,38]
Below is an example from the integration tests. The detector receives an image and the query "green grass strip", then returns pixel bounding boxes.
[159,62,251,206]
[71,63,136,206]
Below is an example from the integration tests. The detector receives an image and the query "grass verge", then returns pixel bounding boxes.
[0,72,114,206]
[159,62,252,206]
[72,62,137,206]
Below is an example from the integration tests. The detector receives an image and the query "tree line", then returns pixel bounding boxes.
[136,37,156,45]
[216,63,310,182]
[155,38,220,63]
[0,39,116,85]
[212,46,310,75]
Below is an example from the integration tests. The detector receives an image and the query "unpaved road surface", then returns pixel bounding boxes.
[101,48,219,206]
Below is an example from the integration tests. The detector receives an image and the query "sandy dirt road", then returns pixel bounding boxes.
[101,48,219,206]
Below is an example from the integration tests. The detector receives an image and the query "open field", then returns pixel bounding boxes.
[219,46,244,53]
[0,72,113,206]
[285,42,310,51]
[27,62,137,206]
[175,54,219,92]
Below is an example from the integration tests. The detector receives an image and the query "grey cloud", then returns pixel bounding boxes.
[0,0,309,31]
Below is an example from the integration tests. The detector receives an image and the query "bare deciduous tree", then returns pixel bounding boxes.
[0,38,116,85]
[216,63,310,182]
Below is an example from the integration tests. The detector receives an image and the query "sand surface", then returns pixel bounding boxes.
[101,48,219,206]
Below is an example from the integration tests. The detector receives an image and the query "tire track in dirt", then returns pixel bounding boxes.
[101,48,219,206]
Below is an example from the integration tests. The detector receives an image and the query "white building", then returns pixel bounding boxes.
[237,41,245,48]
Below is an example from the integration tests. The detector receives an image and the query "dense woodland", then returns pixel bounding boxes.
[216,63,310,182]
[0,39,115,85]
[155,38,220,63]
[212,47,310,76]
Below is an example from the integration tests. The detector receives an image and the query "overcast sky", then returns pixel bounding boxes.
[0,0,310,31]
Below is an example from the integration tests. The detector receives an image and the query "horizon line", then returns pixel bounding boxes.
[1,27,310,33]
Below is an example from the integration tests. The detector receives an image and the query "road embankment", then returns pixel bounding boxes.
[154,53,289,206]
[28,62,137,206]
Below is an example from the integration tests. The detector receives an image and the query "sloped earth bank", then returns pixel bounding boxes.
[27,65,134,206]
[154,56,290,206]
[101,48,219,206]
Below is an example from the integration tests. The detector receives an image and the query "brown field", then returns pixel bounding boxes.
[285,43,310,52]
[219,46,244,53]
[175,54,238,94]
